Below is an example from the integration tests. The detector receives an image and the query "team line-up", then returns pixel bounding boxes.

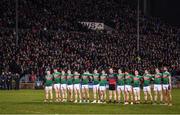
[44,67,172,106]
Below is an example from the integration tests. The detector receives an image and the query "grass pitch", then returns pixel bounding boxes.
[0,89,180,114]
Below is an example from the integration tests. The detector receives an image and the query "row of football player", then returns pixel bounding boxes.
[43,67,172,106]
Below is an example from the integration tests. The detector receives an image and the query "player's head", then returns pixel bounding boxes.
[61,70,65,75]
[164,67,168,71]
[144,70,149,74]
[54,68,57,73]
[47,70,51,75]
[74,71,78,75]
[118,69,122,74]
[134,70,139,76]
[155,68,159,73]
[67,70,71,74]
[101,70,105,74]
[109,68,113,73]
[94,69,98,74]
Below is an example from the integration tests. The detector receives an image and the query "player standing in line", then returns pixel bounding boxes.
[99,70,108,103]
[73,71,82,103]
[67,70,74,102]
[53,68,61,102]
[116,69,125,104]
[91,69,100,103]
[44,70,53,102]
[81,70,90,103]
[124,71,133,105]
[142,70,153,103]
[60,70,67,102]
[132,70,142,104]
[107,68,117,103]
[162,67,172,106]
[153,68,163,104]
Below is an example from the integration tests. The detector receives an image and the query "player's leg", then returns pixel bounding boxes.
[94,85,97,102]
[137,88,141,104]
[109,90,112,103]
[117,86,121,103]
[133,88,137,103]
[153,85,158,104]
[143,87,147,103]
[44,87,48,102]
[74,88,77,103]
[70,85,73,101]
[168,89,172,106]
[113,90,117,103]
[130,87,134,104]
[160,90,163,104]
[58,84,61,101]
[64,85,67,102]
[124,86,129,104]
[121,86,125,104]
[78,87,82,103]
[86,86,90,103]
[147,86,153,103]
[54,84,58,102]
[49,86,53,102]
[99,87,103,103]
[60,86,64,101]
[92,85,97,103]
[103,88,106,103]
[81,86,86,102]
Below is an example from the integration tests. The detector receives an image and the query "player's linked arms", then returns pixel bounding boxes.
[144,77,149,80]
[134,77,139,80]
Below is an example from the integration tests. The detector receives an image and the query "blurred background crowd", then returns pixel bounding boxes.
[0,0,180,89]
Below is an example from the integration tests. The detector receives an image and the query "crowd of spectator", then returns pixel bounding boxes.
[0,0,180,84]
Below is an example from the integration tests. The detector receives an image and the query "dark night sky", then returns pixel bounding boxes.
[150,0,180,27]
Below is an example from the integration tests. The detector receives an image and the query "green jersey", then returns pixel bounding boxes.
[154,73,162,84]
[73,74,80,84]
[117,73,125,86]
[162,71,171,84]
[81,73,90,85]
[45,74,53,86]
[99,74,107,86]
[61,74,67,84]
[92,73,99,85]
[53,72,61,84]
[67,74,73,85]
[125,74,133,85]
[143,74,152,86]
[133,75,142,87]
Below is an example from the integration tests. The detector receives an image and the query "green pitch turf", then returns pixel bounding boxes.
[0,89,180,114]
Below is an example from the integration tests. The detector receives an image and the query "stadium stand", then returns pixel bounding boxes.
[0,0,180,88]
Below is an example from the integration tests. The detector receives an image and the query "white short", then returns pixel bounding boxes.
[61,84,67,90]
[117,85,125,91]
[99,86,106,91]
[82,84,88,89]
[93,84,99,89]
[133,87,140,93]
[154,84,162,91]
[125,85,132,92]
[67,85,73,90]
[74,84,80,90]
[143,86,151,92]
[45,86,52,92]
[54,84,60,89]
[162,84,169,90]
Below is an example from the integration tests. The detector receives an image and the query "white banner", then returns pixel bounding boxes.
[80,22,104,30]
